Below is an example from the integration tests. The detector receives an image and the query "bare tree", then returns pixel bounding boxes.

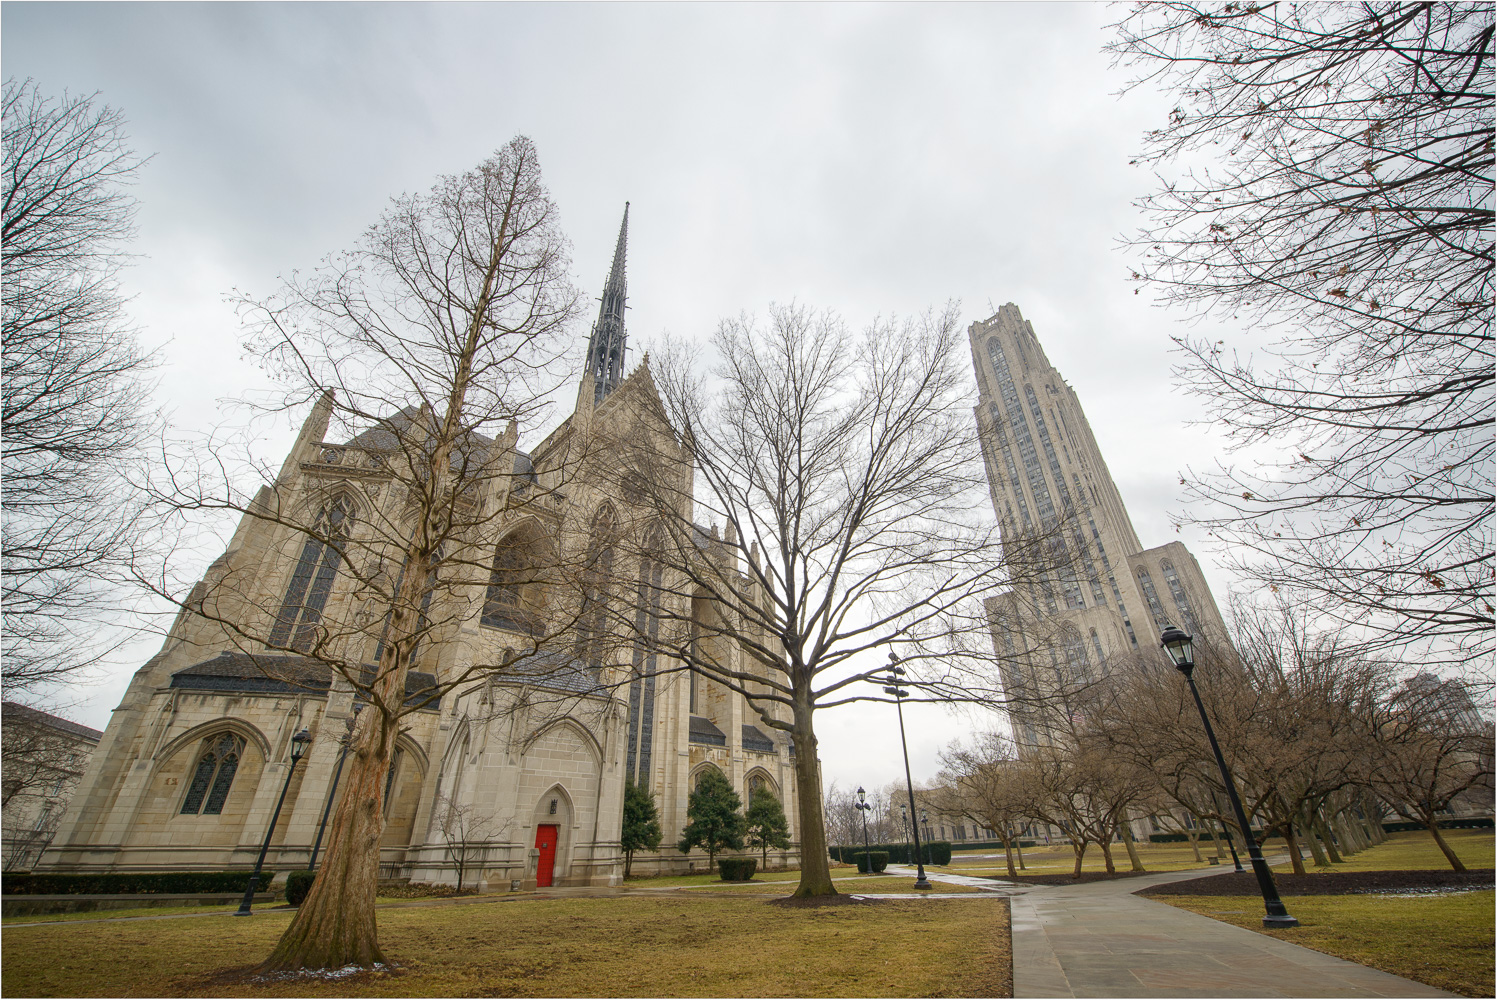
[938,733,1034,878]
[1366,675,1494,871]
[1109,3,1495,667]
[2,78,155,696]
[143,137,586,973]
[434,796,495,892]
[607,303,1059,898]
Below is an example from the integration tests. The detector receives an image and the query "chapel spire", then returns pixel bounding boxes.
[585,203,629,402]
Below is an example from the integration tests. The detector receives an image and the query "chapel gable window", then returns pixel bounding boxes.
[180,733,246,815]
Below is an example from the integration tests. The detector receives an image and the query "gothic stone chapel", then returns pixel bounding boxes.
[38,207,802,888]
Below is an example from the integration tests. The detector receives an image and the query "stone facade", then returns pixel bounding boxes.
[1,703,102,871]
[970,304,1230,747]
[36,209,801,886]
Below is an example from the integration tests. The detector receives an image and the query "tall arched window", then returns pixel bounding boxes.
[483,525,546,633]
[180,733,246,815]
[576,505,617,669]
[1136,567,1170,629]
[1160,559,1200,634]
[627,525,665,784]
[269,495,354,652]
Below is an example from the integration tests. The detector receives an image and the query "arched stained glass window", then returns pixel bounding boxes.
[180,733,246,815]
[577,505,617,669]
[269,495,354,652]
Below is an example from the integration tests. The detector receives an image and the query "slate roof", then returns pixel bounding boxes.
[1,702,103,744]
[170,652,440,710]
[689,715,726,746]
[500,650,604,696]
[741,724,776,753]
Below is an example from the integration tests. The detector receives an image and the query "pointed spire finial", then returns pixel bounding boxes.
[585,204,630,403]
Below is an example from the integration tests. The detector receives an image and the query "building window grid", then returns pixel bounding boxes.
[988,341,1077,610]
[1026,383,1100,610]
[1136,568,1170,629]
[1160,560,1201,634]
[1076,479,1140,648]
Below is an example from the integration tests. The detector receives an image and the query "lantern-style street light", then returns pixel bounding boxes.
[883,653,931,889]
[854,786,874,873]
[1160,624,1297,929]
[235,727,313,916]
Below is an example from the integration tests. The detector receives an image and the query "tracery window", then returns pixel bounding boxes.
[180,733,246,815]
[269,495,354,652]
[483,527,546,633]
[576,505,617,669]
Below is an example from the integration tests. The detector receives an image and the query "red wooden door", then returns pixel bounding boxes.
[535,824,559,887]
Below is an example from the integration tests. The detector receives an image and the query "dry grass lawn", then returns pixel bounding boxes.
[2,893,1011,998]
[1157,890,1493,998]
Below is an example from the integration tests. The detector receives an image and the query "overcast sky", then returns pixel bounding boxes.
[4,2,1245,798]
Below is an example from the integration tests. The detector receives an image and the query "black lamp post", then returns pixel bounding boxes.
[884,653,931,889]
[1160,624,1297,929]
[235,727,313,916]
[854,786,874,873]
[1212,788,1247,873]
[900,802,911,862]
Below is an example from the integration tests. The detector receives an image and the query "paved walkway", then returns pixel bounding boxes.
[1007,866,1458,998]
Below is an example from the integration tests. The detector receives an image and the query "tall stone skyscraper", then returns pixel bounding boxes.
[970,304,1228,745]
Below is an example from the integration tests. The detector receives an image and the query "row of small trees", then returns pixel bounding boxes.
[622,773,792,876]
[940,607,1494,880]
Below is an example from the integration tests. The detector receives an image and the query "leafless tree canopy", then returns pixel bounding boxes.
[1109,3,1495,666]
[2,78,155,694]
[605,302,1065,897]
[146,137,588,972]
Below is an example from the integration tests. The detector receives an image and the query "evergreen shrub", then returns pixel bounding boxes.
[285,870,316,906]
[717,857,758,881]
[856,851,889,873]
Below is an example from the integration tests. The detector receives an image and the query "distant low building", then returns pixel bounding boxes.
[2,702,103,871]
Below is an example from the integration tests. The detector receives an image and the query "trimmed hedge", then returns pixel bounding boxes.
[831,841,953,866]
[718,857,758,881]
[856,851,889,873]
[285,870,316,906]
[2,871,256,896]
[1383,817,1493,832]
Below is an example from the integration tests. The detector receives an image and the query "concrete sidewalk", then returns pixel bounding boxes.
[1009,867,1458,998]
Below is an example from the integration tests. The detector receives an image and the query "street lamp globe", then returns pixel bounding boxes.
[290,727,313,762]
[1159,624,1195,674]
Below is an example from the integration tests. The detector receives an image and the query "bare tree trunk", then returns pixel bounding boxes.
[1206,823,1224,860]
[1098,839,1116,874]
[1187,829,1203,862]
[1121,824,1145,872]
[1425,819,1467,872]
[1313,812,1343,864]
[624,850,633,879]
[1280,824,1307,876]
[1014,831,1027,870]
[790,702,836,897]
[260,708,397,972]
[1071,840,1087,878]
[1002,834,1017,878]
[1299,810,1330,868]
